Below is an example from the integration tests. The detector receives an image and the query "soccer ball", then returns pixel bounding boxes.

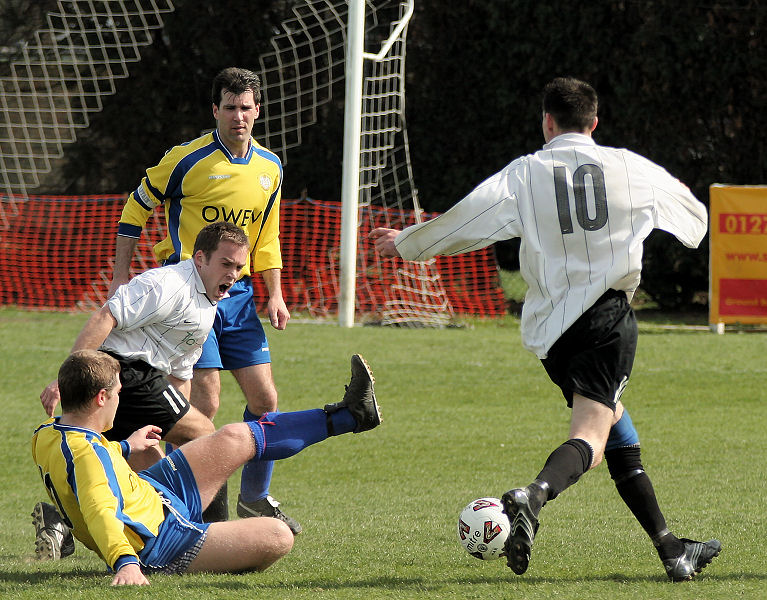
[457,497,510,560]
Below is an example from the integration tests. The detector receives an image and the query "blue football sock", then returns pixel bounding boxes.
[241,408,357,501]
[240,458,274,502]
[241,408,275,503]
[329,408,357,435]
[606,408,640,451]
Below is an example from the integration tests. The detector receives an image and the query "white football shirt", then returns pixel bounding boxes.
[103,258,217,380]
[395,133,708,358]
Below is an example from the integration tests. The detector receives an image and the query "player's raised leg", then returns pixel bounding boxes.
[184,354,380,522]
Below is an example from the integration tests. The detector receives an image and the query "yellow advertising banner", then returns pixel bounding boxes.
[709,184,767,325]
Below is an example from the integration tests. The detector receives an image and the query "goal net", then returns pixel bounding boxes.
[255,0,458,326]
[0,1,506,321]
[0,0,175,219]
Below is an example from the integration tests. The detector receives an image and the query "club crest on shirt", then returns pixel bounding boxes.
[259,174,272,191]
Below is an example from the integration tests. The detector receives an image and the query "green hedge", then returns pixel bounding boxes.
[51,0,765,309]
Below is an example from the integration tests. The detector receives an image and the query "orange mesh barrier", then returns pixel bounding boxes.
[0,195,506,317]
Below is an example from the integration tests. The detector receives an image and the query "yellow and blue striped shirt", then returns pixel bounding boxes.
[118,130,283,276]
[31,418,165,571]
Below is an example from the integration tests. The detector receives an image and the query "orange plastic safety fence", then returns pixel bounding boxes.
[0,195,506,316]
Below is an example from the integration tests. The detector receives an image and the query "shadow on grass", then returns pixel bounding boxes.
[0,568,107,584]
[132,570,767,590]
[3,568,765,593]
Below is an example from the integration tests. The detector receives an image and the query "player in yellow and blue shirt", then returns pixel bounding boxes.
[109,67,297,530]
[32,417,170,572]
[32,349,381,585]
[117,129,283,275]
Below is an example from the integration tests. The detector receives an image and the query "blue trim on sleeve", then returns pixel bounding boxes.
[252,147,283,247]
[120,440,131,459]
[144,179,164,204]
[113,554,140,572]
[117,222,143,238]
[89,440,156,540]
[131,185,153,211]
[163,140,220,265]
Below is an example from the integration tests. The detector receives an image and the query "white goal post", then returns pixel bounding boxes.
[339,0,416,327]
[338,0,369,328]
[255,0,454,328]
[338,0,447,327]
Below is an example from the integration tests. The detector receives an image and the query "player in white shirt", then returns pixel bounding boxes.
[41,222,249,465]
[34,222,250,558]
[371,77,720,582]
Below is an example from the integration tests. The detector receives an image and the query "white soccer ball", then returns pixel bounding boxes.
[457,497,510,560]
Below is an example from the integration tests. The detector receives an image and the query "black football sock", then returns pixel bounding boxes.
[652,530,685,561]
[605,446,684,560]
[533,438,593,505]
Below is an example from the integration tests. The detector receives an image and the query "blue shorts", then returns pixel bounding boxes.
[137,450,210,570]
[196,277,271,370]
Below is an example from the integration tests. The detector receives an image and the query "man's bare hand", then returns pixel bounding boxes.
[111,562,149,586]
[369,228,402,258]
[267,296,290,330]
[125,425,162,454]
[40,380,61,417]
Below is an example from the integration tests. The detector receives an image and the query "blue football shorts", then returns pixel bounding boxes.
[541,289,638,410]
[195,276,271,370]
[138,449,210,571]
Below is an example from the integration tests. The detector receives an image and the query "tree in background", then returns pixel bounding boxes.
[403,0,763,309]
[19,0,764,310]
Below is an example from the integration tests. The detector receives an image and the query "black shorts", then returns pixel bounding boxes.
[102,352,191,441]
[541,289,637,410]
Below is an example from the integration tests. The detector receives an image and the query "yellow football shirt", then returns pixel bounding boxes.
[118,130,283,276]
[31,418,165,570]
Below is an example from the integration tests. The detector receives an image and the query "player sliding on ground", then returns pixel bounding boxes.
[31,349,381,585]
[371,76,720,582]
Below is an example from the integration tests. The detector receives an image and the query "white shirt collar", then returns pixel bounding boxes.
[543,132,596,150]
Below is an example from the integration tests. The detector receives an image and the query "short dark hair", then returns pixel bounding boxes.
[211,67,261,106]
[193,221,249,260]
[58,350,120,412]
[542,77,598,132]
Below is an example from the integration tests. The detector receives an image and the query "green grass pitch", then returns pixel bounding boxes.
[1,307,765,599]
